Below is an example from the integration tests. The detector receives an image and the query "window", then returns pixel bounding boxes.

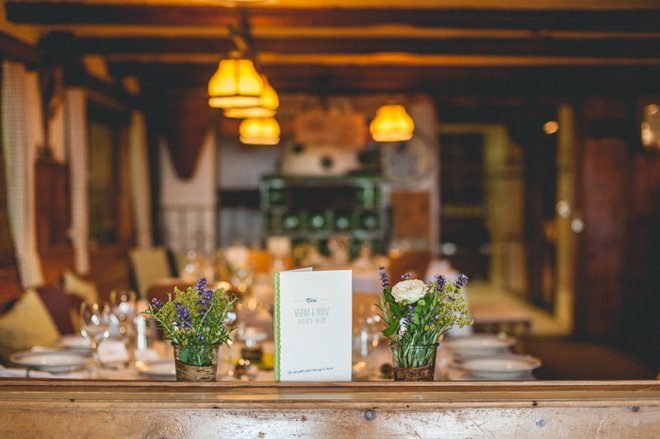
[87,102,129,245]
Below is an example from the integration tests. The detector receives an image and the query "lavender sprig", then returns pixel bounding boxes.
[150,297,163,310]
[378,266,390,288]
[455,274,468,289]
[175,302,191,329]
[195,277,207,293]
[435,274,446,292]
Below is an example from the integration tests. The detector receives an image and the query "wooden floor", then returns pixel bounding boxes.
[522,337,658,381]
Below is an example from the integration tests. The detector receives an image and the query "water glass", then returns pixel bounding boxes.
[80,302,111,377]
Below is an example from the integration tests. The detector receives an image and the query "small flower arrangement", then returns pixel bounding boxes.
[378,268,472,377]
[146,278,236,368]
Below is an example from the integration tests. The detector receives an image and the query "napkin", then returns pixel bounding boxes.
[0,365,87,379]
[98,340,129,364]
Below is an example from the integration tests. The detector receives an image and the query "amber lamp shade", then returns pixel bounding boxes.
[370,104,415,142]
[208,58,264,109]
[239,117,280,145]
[224,76,279,118]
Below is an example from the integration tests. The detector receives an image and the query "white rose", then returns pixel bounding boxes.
[391,279,426,304]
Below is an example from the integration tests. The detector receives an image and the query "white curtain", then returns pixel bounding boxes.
[129,111,153,248]
[1,61,44,287]
[64,88,90,274]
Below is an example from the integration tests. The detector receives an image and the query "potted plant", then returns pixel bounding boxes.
[378,269,472,381]
[146,278,236,382]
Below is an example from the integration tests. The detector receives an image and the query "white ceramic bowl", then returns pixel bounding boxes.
[444,334,516,359]
[458,354,541,380]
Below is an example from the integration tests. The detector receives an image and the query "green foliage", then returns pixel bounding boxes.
[378,277,473,369]
[145,283,235,367]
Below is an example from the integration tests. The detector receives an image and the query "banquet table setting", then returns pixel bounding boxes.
[0,264,541,382]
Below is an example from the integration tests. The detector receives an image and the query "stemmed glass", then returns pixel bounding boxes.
[110,290,137,367]
[80,302,111,377]
[110,290,137,336]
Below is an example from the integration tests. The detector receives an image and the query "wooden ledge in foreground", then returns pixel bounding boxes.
[0,380,658,437]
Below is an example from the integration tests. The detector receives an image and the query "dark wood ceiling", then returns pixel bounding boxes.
[4,1,660,96]
[6,2,660,32]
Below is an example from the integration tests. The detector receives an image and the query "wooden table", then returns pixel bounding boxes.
[0,380,657,437]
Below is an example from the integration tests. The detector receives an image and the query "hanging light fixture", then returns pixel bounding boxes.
[239,117,280,145]
[370,104,415,142]
[224,76,279,118]
[208,54,264,109]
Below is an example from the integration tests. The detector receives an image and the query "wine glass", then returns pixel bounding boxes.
[110,290,137,367]
[80,302,111,377]
[110,289,137,336]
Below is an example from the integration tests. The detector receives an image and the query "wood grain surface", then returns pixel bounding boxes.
[0,380,657,438]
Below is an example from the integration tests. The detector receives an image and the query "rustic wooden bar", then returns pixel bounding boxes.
[0,380,658,437]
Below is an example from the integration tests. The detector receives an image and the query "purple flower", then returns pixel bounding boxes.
[435,274,446,292]
[378,266,390,288]
[195,277,208,293]
[150,298,163,310]
[175,302,191,329]
[404,308,414,325]
[197,288,213,313]
[455,274,469,289]
[199,334,205,342]
[401,272,412,281]
[402,304,414,326]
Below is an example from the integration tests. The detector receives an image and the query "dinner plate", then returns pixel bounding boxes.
[444,334,516,358]
[458,355,541,380]
[9,351,92,373]
[135,360,176,379]
[55,335,93,352]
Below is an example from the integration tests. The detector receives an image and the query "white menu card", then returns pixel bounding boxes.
[274,268,352,381]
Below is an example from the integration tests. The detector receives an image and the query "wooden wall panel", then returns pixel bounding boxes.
[577,97,630,339]
[575,96,660,359]
[35,160,70,251]
[624,154,660,358]
[390,191,430,245]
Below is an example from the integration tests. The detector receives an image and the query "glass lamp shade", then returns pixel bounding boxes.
[370,104,415,142]
[208,58,264,109]
[239,117,280,145]
[224,77,279,118]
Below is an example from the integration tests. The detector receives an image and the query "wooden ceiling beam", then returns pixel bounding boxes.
[109,62,660,96]
[0,32,41,65]
[76,36,660,59]
[6,2,660,33]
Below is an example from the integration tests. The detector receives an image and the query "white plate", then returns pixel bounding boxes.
[9,351,92,373]
[135,360,176,379]
[458,355,541,380]
[444,334,516,358]
[55,335,93,352]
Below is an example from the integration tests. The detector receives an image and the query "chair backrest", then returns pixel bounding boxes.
[129,247,173,298]
[389,250,431,283]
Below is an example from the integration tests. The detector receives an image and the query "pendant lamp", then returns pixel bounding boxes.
[224,76,279,118]
[208,56,264,109]
[370,104,415,142]
[239,117,280,145]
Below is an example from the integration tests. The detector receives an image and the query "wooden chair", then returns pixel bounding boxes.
[388,250,431,283]
[129,247,174,299]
